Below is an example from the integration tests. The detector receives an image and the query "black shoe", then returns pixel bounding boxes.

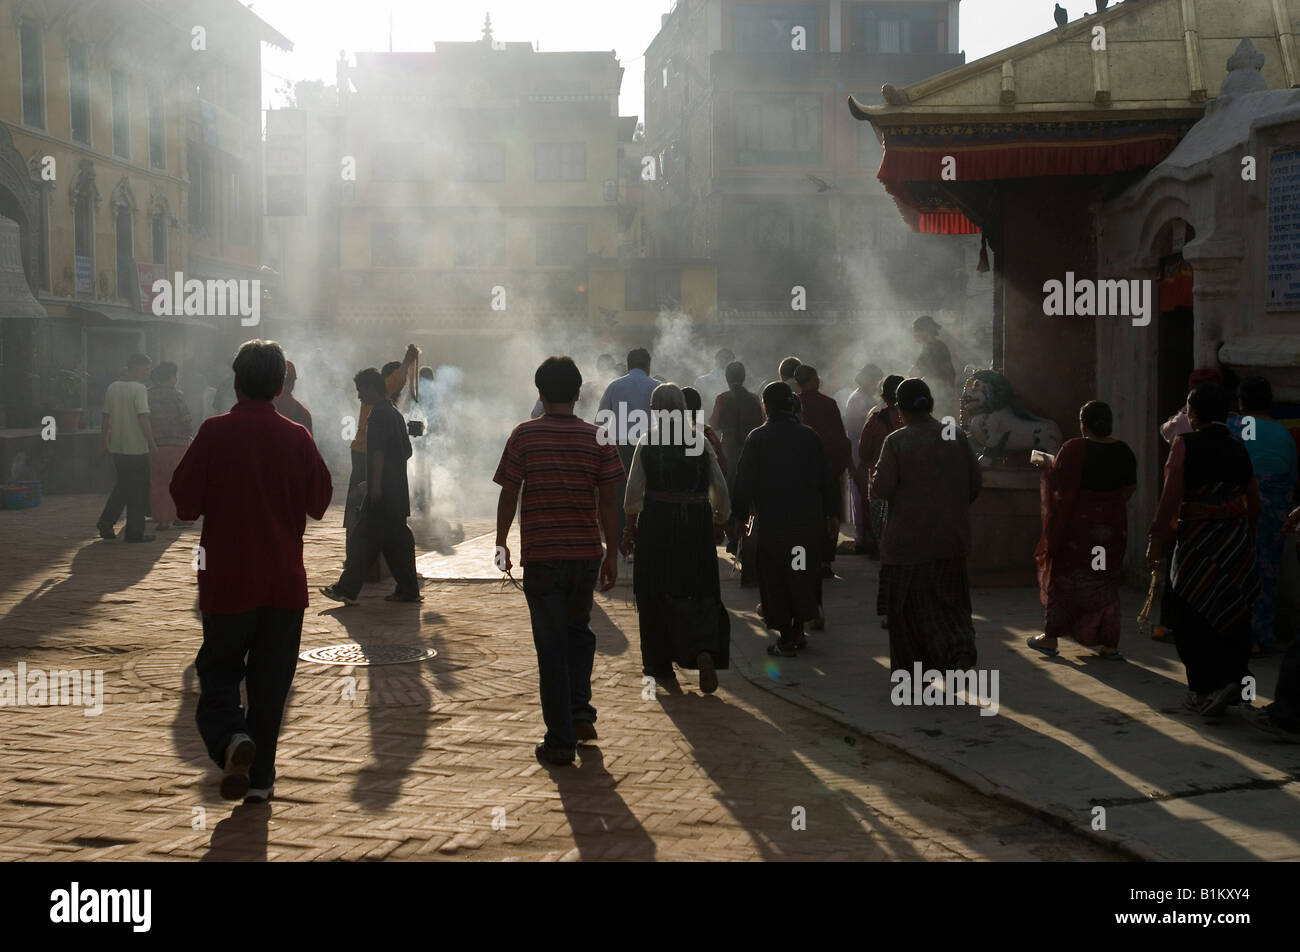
[697,652,718,694]
[220,734,256,800]
[820,565,835,579]
[654,670,682,694]
[1251,707,1300,742]
[535,743,575,765]
[96,523,116,540]
[123,534,156,543]
[1200,681,1241,718]
[795,633,809,649]
[575,721,598,742]
[767,640,798,658]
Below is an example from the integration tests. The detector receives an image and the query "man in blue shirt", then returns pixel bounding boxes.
[597,348,658,541]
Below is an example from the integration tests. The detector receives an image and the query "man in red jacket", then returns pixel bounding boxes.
[171,340,333,804]
[793,365,850,583]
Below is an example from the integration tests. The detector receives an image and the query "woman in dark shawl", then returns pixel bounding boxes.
[870,378,983,672]
[1147,383,1261,717]
[623,384,731,692]
[1028,401,1136,659]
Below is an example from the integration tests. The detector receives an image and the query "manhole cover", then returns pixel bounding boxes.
[299,644,436,666]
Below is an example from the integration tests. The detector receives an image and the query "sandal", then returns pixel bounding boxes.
[1026,635,1059,658]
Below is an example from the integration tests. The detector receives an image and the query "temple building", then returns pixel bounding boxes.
[851,0,1300,611]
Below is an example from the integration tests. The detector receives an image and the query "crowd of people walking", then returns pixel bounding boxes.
[85,323,1300,796]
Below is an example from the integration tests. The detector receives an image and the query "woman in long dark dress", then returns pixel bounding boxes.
[870,378,983,672]
[1147,383,1261,717]
[623,384,731,692]
[1028,401,1136,660]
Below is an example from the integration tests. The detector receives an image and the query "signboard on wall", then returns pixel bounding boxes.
[1267,149,1300,308]
[74,255,92,293]
[137,263,165,313]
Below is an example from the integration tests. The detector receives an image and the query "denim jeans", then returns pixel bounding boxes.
[195,607,303,789]
[522,559,600,753]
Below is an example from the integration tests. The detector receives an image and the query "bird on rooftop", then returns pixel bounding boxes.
[1055,3,1068,27]
[1096,0,1108,10]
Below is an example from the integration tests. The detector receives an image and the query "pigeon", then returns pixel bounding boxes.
[1055,3,1068,27]
[805,173,836,192]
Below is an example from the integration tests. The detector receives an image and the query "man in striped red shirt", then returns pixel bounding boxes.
[494,356,622,765]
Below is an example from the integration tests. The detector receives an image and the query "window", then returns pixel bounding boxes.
[732,3,820,52]
[727,201,827,255]
[188,150,213,231]
[456,142,506,182]
[626,269,681,310]
[733,93,822,166]
[111,69,129,158]
[535,142,586,182]
[848,4,946,55]
[74,197,93,259]
[20,21,45,128]
[147,82,165,169]
[374,144,425,182]
[536,222,587,266]
[36,187,50,291]
[115,205,135,303]
[74,194,93,293]
[371,223,421,267]
[454,223,507,266]
[69,41,90,144]
[151,213,166,266]
[227,165,249,245]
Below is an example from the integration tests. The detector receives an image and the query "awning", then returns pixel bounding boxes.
[855,106,1192,231]
[69,303,216,329]
[877,120,1186,185]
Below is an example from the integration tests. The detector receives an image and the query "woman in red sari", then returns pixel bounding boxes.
[1028,401,1136,659]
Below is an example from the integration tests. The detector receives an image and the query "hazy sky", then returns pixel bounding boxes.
[250,0,1067,118]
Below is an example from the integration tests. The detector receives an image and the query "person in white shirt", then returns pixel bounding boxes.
[692,348,734,413]
[96,353,157,543]
[597,348,658,541]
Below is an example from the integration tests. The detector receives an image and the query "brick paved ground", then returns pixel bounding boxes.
[0,496,1121,861]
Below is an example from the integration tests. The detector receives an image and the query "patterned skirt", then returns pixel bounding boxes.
[880,557,977,671]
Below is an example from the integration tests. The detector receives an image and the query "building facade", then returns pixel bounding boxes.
[0,0,288,449]
[642,0,985,379]
[268,23,673,373]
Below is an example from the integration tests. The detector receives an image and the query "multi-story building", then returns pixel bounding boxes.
[291,21,685,370]
[0,0,288,443]
[643,0,983,374]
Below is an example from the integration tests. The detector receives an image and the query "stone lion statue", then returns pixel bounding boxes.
[960,370,1062,466]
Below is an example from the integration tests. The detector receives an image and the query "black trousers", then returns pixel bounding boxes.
[1271,638,1300,730]
[195,607,303,789]
[336,507,419,599]
[1174,609,1252,696]
[98,453,150,540]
